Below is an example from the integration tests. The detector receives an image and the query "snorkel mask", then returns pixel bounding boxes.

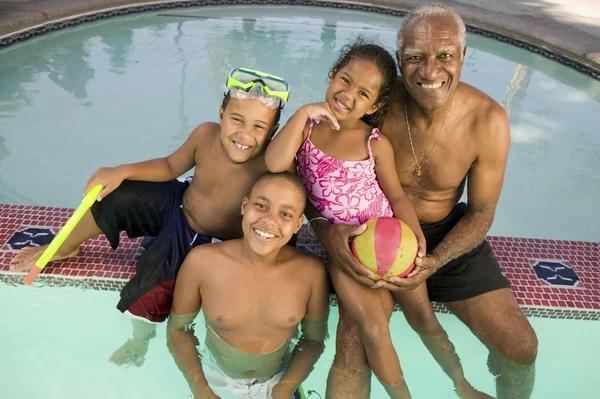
[225,68,291,109]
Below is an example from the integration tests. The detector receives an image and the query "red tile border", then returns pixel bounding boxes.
[2,203,599,316]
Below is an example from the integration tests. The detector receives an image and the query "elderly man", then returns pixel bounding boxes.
[308,4,538,399]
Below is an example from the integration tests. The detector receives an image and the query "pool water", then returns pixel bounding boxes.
[0,5,599,399]
[2,280,598,398]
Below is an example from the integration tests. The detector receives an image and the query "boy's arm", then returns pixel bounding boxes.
[272,259,330,397]
[372,136,426,256]
[166,249,218,399]
[84,123,208,200]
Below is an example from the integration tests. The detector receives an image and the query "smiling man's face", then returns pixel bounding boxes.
[398,15,466,111]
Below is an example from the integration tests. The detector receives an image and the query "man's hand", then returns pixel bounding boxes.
[375,254,440,291]
[83,166,128,201]
[315,221,378,288]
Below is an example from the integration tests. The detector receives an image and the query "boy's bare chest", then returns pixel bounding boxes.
[193,149,264,198]
[202,275,307,332]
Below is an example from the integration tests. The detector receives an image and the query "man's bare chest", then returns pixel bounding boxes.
[386,130,476,191]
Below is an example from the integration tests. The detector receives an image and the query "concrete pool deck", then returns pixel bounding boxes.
[0,0,599,71]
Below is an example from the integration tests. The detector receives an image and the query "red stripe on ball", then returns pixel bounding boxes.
[374,217,401,277]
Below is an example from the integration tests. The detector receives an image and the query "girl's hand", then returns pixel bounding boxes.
[304,102,340,130]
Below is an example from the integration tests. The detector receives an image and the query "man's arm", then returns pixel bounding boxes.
[271,259,330,397]
[382,104,510,289]
[84,123,207,199]
[166,249,218,399]
[432,105,510,265]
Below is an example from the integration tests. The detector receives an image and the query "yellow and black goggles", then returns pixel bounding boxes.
[226,68,290,106]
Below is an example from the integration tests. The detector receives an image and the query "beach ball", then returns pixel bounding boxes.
[351,217,418,281]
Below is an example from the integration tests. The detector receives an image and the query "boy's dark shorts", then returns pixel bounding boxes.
[91,179,215,323]
[424,203,510,303]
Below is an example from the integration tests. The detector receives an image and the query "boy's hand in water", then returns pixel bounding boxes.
[83,166,128,201]
[303,102,340,130]
[271,383,296,399]
[191,386,220,399]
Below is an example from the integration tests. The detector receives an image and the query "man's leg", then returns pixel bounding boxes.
[446,288,537,399]
[326,304,372,399]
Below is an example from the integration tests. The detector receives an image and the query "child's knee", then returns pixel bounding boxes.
[405,310,444,337]
[357,316,391,342]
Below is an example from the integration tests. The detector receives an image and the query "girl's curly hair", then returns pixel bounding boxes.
[328,38,398,129]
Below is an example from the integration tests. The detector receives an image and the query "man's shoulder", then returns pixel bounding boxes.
[461,83,507,125]
[460,83,509,144]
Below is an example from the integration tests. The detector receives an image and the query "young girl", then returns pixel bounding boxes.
[266,41,491,399]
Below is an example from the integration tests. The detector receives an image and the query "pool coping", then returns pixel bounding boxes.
[2,273,599,321]
[0,0,599,80]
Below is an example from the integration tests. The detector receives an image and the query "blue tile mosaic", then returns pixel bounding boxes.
[7,227,56,250]
[532,260,580,287]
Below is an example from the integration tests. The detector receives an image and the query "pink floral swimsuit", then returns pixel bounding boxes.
[297,120,394,225]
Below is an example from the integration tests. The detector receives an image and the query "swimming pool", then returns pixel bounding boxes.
[1,6,600,242]
[0,4,599,399]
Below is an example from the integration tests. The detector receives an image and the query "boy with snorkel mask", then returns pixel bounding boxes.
[11,68,295,367]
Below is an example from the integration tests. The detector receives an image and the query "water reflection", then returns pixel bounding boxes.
[503,64,533,121]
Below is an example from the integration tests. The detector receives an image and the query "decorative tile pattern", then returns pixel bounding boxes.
[0,0,598,80]
[0,204,140,281]
[487,236,599,310]
[6,227,56,250]
[1,203,599,319]
[532,260,580,287]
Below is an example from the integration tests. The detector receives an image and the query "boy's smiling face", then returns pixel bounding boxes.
[241,176,305,256]
[219,97,279,164]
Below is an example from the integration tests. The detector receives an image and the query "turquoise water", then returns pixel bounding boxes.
[2,280,598,398]
[0,6,599,241]
[1,5,600,399]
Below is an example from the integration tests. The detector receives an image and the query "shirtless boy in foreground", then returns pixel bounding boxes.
[167,171,329,399]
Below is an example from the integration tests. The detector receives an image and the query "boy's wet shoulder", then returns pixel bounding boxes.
[190,121,221,143]
[282,246,326,271]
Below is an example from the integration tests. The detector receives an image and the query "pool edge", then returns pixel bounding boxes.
[0,0,599,80]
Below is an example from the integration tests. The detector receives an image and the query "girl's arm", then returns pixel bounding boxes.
[265,103,340,172]
[371,136,426,257]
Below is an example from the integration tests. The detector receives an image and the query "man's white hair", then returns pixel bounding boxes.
[397,3,467,51]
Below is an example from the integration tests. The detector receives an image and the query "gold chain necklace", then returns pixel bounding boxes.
[405,94,456,177]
